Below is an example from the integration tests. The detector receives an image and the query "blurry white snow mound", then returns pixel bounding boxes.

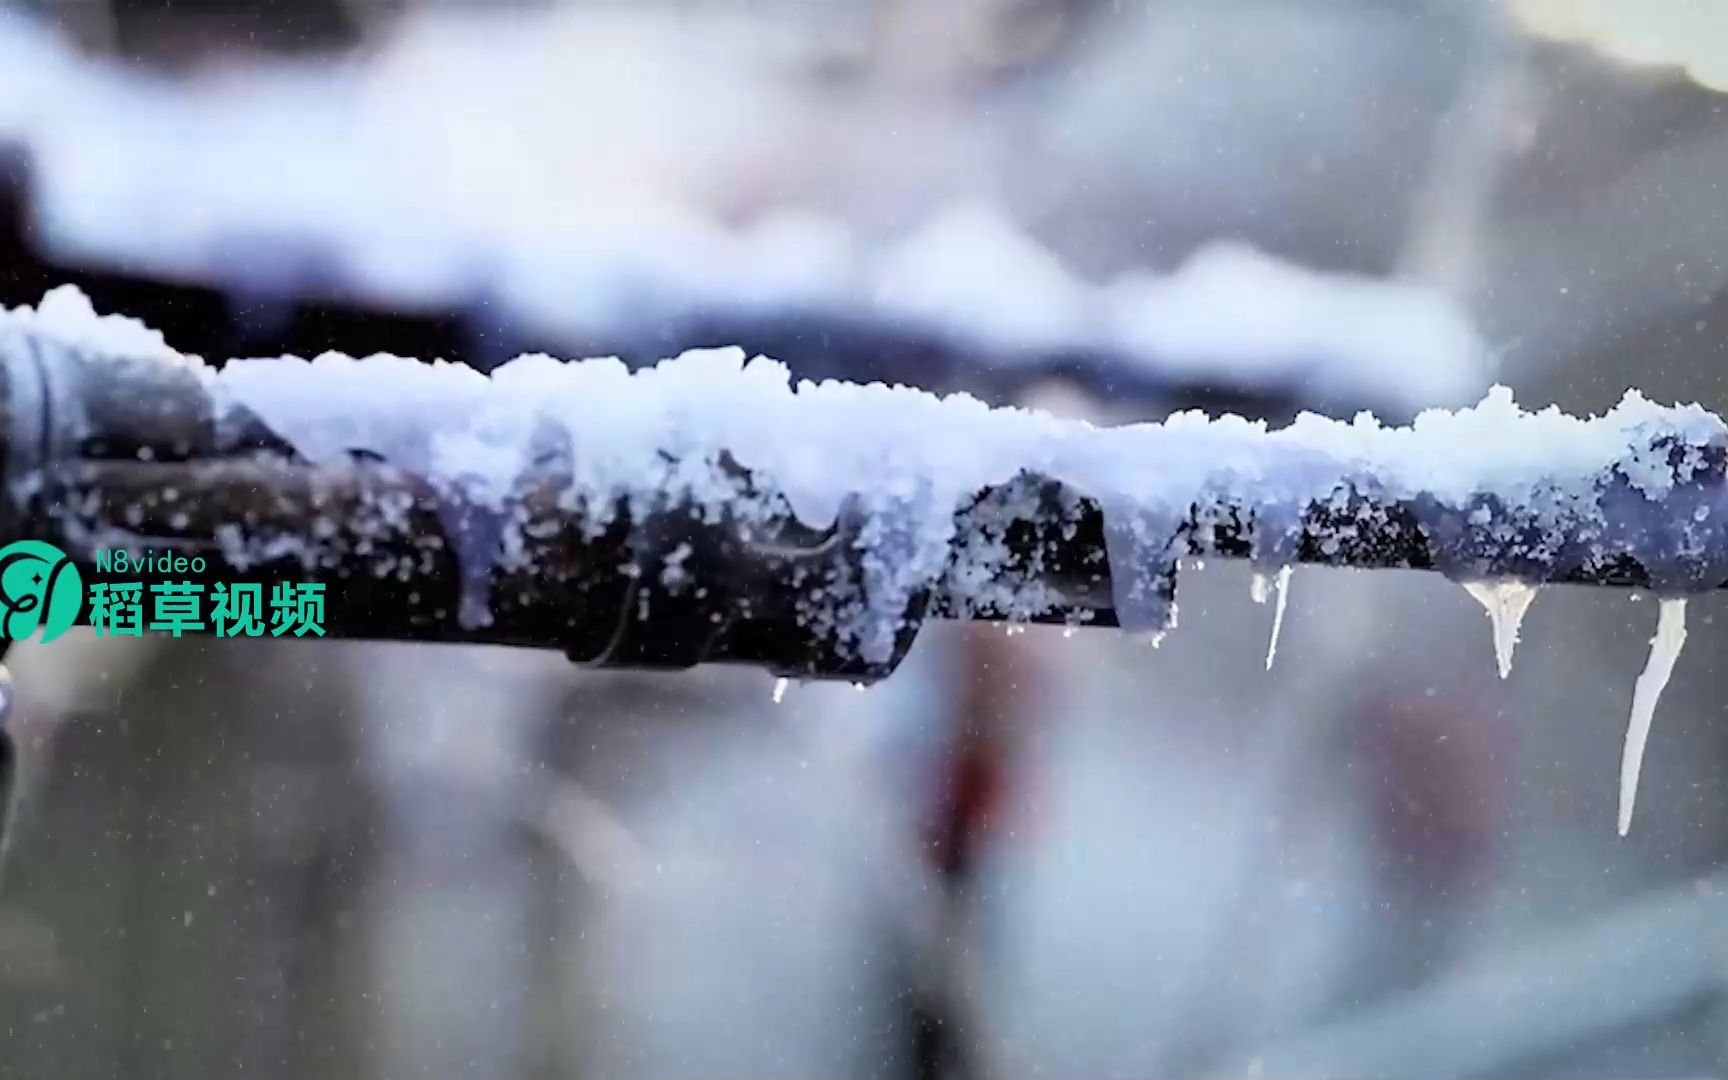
[3,5,806,317]
[720,212,859,312]
[873,204,1092,353]
[1109,241,1490,408]
[870,206,1495,414]
[1512,0,1728,92]
[0,18,1493,412]
[0,11,73,141]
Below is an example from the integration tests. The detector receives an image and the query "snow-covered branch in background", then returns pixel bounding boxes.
[0,14,1489,414]
[2,288,1722,832]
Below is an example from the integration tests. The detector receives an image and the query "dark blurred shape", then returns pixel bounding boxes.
[25,0,375,68]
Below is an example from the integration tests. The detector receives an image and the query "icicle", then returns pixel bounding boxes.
[1263,566,1293,671]
[1461,580,1539,679]
[1619,597,1689,837]
[772,677,789,704]
[1248,496,1301,672]
[1101,504,1184,636]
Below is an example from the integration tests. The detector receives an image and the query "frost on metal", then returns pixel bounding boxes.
[2,286,1723,831]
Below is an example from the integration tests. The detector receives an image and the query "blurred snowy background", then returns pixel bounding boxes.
[3,1,1728,1078]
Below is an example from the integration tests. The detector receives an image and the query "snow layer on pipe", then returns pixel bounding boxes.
[1619,597,1689,836]
[1108,241,1486,408]
[6,286,1728,667]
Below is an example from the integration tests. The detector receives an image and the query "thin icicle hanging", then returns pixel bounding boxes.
[1254,566,1294,671]
[772,677,789,704]
[1462,580,1539,679]
[1619,598,1689,836]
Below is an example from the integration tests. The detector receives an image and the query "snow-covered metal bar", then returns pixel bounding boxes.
[3,288,1725,671]
[2,288,1721,832]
